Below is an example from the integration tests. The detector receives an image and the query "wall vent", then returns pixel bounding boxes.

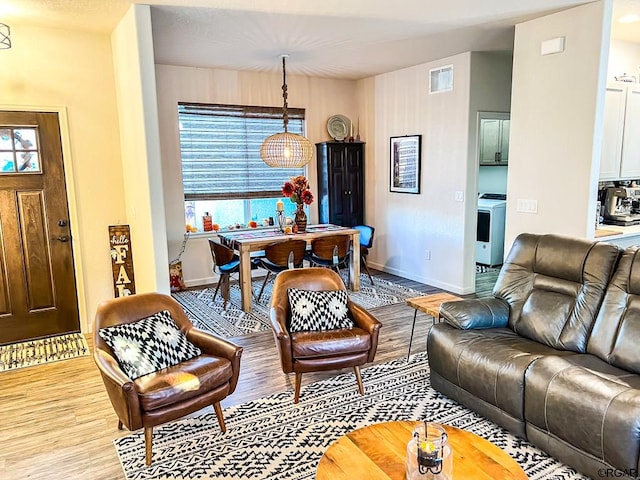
[429,65,454,94]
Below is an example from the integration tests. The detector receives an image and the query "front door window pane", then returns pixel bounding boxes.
[0,127,42,174]
[0,151,14,172]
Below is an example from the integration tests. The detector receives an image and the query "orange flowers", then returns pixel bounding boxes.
[281,175,314,205]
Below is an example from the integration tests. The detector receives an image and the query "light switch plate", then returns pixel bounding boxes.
[541,37,565,56]
[517,198,538,213]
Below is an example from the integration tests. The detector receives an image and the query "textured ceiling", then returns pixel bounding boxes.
[2,0,639,79]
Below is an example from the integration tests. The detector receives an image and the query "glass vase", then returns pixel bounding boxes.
[294,203,307,233]
[406,422,452,480]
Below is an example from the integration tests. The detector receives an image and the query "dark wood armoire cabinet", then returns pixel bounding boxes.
[316,142,365,227]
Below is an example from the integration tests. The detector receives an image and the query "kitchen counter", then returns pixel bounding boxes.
[595,225,640,247]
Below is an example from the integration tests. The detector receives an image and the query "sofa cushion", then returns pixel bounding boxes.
[290,327,370,359]
[134,354,232,411]
[493,233,620,353]
[525,354,640,472]
[588,246,640,374]
[427,323,573,421]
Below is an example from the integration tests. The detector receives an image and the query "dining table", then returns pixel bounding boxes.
[216,224,360,312]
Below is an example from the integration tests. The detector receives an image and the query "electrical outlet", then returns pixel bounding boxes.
[425,250,431,260]
[454,191,464,202]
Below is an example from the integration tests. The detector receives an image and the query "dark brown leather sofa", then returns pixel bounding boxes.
[428,233,640,479]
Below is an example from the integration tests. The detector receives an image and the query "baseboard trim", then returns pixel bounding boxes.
[367,261,474,295]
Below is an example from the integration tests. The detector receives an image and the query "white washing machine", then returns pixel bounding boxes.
[476,193,506,266]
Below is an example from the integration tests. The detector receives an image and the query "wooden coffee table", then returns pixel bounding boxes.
[316,421,527,480]
[406,293,463,359]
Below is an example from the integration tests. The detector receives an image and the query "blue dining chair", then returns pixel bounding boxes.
[354,225,375,285]
[208,239,259,309]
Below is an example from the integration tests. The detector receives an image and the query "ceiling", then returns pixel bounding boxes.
[2,0,639,80]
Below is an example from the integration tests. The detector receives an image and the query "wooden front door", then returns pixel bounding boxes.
[0,111,79,344]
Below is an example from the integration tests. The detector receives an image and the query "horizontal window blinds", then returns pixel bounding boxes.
[178,103,306,200]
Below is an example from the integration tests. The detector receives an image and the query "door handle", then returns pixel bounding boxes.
[58,220,68,227]
[56,236,70,242]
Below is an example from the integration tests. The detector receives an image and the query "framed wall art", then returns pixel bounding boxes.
[390,135,421,194]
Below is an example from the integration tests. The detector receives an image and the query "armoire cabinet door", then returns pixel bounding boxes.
[316,142,365,227]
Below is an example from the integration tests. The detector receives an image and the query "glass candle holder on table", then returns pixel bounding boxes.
[275,210,287,233]
[406,422,452,480]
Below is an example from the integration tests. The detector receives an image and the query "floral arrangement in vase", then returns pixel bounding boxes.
[281,175,313,232]
[281,175,314,205]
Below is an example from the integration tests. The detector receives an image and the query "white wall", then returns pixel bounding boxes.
[155,65,359,285]
[506,1,612,248]
[355,51,512,294]
[112,5,169,294]
[360,53,473,294]
[608,39,640,81]
[1,23,125,333]
[478,167,509,193]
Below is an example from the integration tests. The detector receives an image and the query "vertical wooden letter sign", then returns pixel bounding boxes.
[109,225,136,297]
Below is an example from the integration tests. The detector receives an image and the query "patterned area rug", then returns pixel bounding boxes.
[172,273,423,337]
[476,264,501,273]
[0,333,90,372]
[114,352,588,480]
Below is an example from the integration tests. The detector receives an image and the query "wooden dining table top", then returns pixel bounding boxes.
[216,223,361,312]
[217,223,356,249]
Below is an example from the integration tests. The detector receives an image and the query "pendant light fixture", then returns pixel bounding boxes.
[260,55,313,168]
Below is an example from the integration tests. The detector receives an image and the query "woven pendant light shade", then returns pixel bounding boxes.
[260,131,313,168]
[260,55,313,168]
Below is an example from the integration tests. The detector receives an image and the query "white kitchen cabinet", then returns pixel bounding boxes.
[478,112,510,166]
[599,82,640,180]
[621,84,640,177]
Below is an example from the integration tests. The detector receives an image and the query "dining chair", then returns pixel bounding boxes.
[354,225,375,285]
[253,239,307,302]
[208,239,257,309]
[307,234,351,284]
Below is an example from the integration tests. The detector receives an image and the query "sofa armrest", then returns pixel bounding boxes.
[439,298,509,330]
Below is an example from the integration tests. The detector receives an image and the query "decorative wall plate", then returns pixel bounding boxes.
[327,114,351,141]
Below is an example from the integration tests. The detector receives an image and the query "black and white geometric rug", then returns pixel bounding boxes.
[114,352,588,480]
[172,273,423,337]
[476,264,501,273]
[0,333,90,372]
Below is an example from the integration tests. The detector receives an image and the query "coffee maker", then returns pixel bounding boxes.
[602,187,640,226]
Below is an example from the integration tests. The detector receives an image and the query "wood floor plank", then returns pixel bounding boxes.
[0,269,496,479]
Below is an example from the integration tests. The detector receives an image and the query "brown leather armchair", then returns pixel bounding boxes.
[270,267,381,403]
[93,292,242,465]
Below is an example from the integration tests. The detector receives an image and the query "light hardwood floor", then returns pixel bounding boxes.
[0,270,493,480]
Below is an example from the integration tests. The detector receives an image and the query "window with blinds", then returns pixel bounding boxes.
[178,103,306,200]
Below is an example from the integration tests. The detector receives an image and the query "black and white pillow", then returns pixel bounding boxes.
[98,310,201,380]
[288,288,354,332]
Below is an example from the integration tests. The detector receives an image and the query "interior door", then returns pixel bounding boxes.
[0,111,79,344]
